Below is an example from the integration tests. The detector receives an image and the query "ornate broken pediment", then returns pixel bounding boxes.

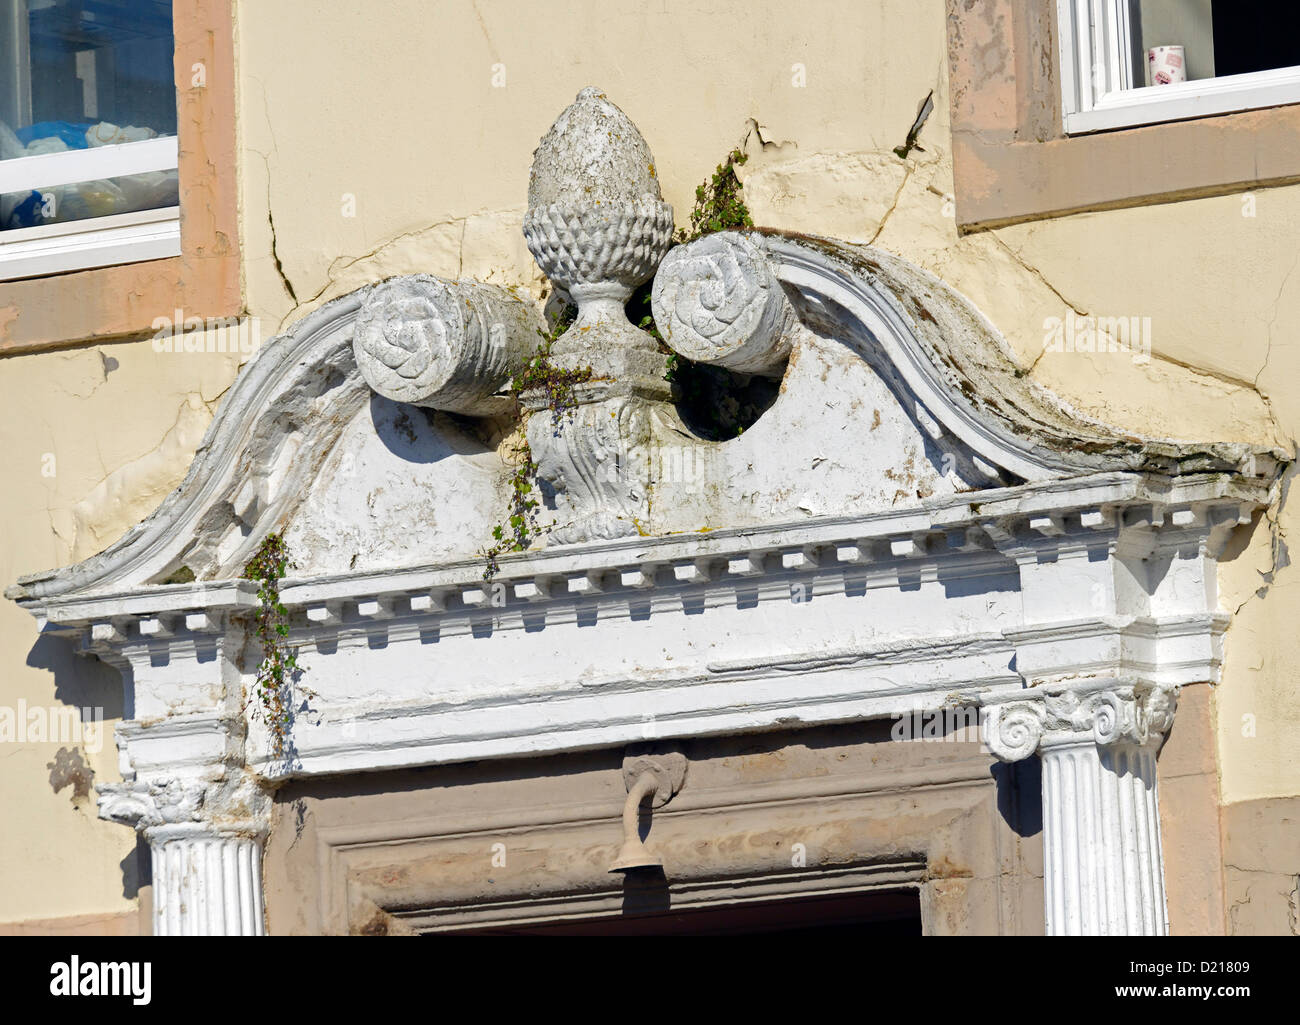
[6,82,1287,760]
[4,87,1291,935]
[9,87,1280,601]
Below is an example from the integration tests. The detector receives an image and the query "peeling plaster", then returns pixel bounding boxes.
[46,748,94,806]
[67,394,214,563]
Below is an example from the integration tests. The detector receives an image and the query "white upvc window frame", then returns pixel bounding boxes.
[1058,0,1300,134]
[0,136,180,281]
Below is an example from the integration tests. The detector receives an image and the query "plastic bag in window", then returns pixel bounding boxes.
[24,137,69,156]
[1,191,44,229]
[116,170,179,212]
[0,120,24,161]
[15,122,92,150]
[85,123,159,148]
[44,180,130,222]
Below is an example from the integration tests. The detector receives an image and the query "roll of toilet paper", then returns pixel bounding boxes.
[1148,45,1186,86]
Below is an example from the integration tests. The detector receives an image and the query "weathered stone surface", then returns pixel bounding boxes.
[97,773,270,936]
[524,87,673,305]
[519,87,676,542]
[652,231,797,375]
[6,86,1293,940]
[353,276,543,415]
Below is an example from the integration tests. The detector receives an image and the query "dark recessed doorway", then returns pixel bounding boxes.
[449,887,923,937]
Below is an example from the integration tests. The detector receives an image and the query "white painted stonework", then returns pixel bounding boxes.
[97,776,268,936]
[7,89,1287,935]
[985,680,1174,934]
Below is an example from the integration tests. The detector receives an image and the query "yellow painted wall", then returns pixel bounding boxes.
[0,339,246,923]
[1,0,1296,923]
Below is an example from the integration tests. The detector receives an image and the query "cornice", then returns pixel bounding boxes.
[18,470,1269,646]
[761,232,1288,481]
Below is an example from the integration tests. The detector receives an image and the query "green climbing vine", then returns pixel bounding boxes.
[659,148,769,438]
[481,441,541,580]
[242,532,299,758]
[481,307,591,579]
[511,306,591,431]
[676,148,754,243]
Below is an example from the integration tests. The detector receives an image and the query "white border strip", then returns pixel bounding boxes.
[0,136,178,193]
[0,206,180,281]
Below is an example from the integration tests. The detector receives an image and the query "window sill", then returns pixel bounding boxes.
[1065,66,1300,135]
[0,207,181,282]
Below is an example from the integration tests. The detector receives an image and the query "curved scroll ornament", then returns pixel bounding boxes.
[1090,690,1128,746]
[97,778,204,830]
[528,394,655,544]
[985,682,1180,763]
[1092,683,1178,747]
[983,701,1044,762]
[651,232,797,376]
[353,276,543,416]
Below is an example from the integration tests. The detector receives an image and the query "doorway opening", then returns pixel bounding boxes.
[449,887,923,936]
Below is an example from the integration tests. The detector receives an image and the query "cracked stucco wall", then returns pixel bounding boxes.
[0,336,246,925]
[3,0,1298,927]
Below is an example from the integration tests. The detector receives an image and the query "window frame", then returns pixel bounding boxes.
[1058,0,1300,134]
[0,0,239,356]
[0,1,181,281]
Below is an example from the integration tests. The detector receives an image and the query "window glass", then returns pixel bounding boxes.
[1,0,177,231]
[1130,0,1300,87]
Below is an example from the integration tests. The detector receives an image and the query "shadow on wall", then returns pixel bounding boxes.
[621,867,671,916]
[25,630,124,721]
[120,839,148,902]
[25,630,134,898]
[370,393,501,464]
[993,757,1043,839]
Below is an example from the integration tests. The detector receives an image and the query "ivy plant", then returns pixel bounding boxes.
[242,532,300,758]
[676,148,754,243]
[481,308,590,579]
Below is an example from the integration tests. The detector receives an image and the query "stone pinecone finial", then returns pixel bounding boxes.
[523,87,674,366]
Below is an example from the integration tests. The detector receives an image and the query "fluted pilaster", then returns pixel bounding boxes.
[98,775,270,936]
[1039,737,1167,935]
[984,680,1176,936]
[150,827,265,936]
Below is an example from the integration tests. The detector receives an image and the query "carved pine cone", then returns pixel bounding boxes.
[523,200,674,299]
